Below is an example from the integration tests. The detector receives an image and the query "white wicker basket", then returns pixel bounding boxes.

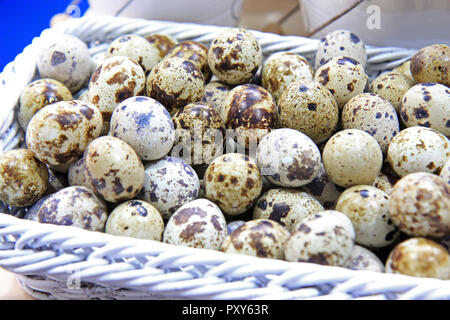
[0,14,449,300]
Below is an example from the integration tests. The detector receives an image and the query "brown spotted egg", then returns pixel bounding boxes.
[323,129,383,188]
[106,34,161,74]
[68,157,92,189]
[145,33,179,59]
[342,93,400,154]
[88,56,146,134]
[37,34,93,93]
[346,245,385,272]
[440,158,450,184]
[253,188,324,232]
[261,52,314,102]
[315,56,368,109]
[207,28,262,85]
[220,219,290,259]
[257,128,322,188]
[393,60,415,83]
[387,126,449,177]
[110,96,175,161]
[139,156,200,219]
[385,238,450,279]
[277,81,339,144]
[389,172,450,238]
[285,210,355,266]
[172,102,225,166]
[163,198,227,250]
[410,44,449,86]
[371,169,400,196]
[26,100,102,169]
[204,153,262,215]
[18,79,73,131]
[105,199,164,241]
[201,81,231,118]
[400,83,450,136]
[0,149,48,207]
[84,136,145,203]
[146,57,205,115]
[336,185,400,248]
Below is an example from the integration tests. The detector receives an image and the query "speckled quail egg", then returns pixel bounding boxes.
[387,126,449,177]
[342,93,400,154]
[165,40,212,82]
[336,185,399,248]
[26,100,102,169]
[277,81,339,144]
[400,82,450,136]
[139,156,200,219]
[222,84,277,148]
[37,34,93,93]
[105,199,164,241]
[88,56,146,134]
[410,44,449,86]
[18,79,73,131]
[393,60,415,83]
[253,188,324,232]
[0,149,48,207]
[110,96,175,161]
[227,220,245,235]
[261,52,314,102]
[201,81,231,118]
[440,158,450,184]
[146,57,205,115]
[33,186,108,231]
[145,33,179,59]
[314,30,367,70]
[106,34,161,74]
[172,102,225,166]
[315,56,368,109]
[371,169,400,196]
[345,245,385,272]
[163,198,227,250]
[24,194,51,222]
[389,172,450,238]
[208,28,262,85]
[68,157,92,189]
[323,129,383,188]
[204,153,262,215]
[84,136,145,203]
[369,72,414,114]
[385,237,450,279]
[285,210,355,266]
[221,219,290,259]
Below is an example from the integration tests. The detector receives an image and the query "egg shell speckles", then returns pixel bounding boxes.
[261,52,314,102]
[314,56,368,109]
[84,136,145,203]
[387,126,449,178]
[369,72,414,114]
[201,81,231,119]
[139,156,200,219]
[106,34,161,74]
[68,157,92,189]
[342,93,400,154]
[440,158,450,184]
[105,200,164,241]
[0,149,48,207]
[385,237,450,279]
[110,96,175,161]
[345,245,385,272]
[253,188,324,232]
[314,30,367,70]
[336,185,399,248]
[208,28,262,85]
[35,186,108,232]
[88,56,146,134]
[204,153,262,215]
[220,219,290,259]
[389,172,450,238]
[323,129,383,188]
[163,198,227,250]
[410,44,449,86]
[400,83,450,136]
[26,100,102,168]
[371,169,400,196]
[37,34,93,93]
[285,210,355,266]
[277,81,339,144]
[18,79,73,131]
[257,128,322,188]
[145,33,179,58]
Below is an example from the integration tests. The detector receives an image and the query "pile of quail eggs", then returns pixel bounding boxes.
[0,28,449,280]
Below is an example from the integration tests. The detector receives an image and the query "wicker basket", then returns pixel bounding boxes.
[0,14,449,300]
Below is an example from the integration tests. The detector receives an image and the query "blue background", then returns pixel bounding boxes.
[0,0,89,72]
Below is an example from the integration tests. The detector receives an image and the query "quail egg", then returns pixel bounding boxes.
[201,80,231,118]
[145,33,179,58]
[371,169,400,196]
[68,157,92,189]
[410,44,449,86]
[345,245,385,273]
[392,60,415,83]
